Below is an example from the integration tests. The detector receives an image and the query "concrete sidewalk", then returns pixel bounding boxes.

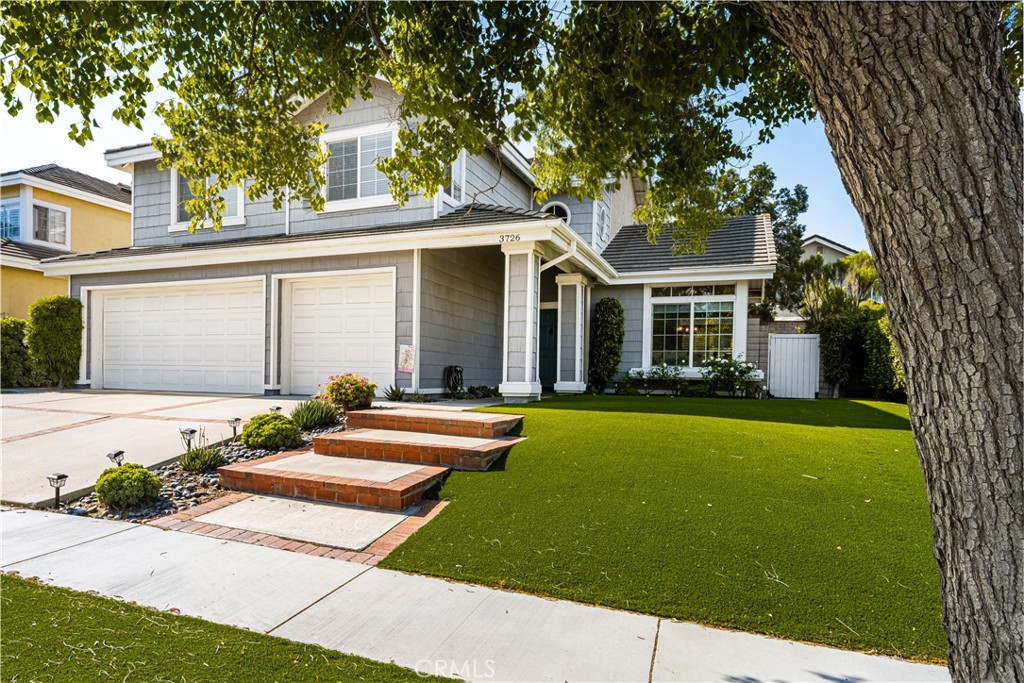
[0,508,950,683]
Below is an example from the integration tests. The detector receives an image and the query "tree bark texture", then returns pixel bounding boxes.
[755,3,1023,681]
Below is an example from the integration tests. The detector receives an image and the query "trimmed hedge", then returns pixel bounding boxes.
[26,296,83,388]
[588,297,624,394]
[1,317,33,388]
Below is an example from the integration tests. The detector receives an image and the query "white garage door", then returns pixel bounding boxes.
[287,273,395,396]
[100,281,264,393]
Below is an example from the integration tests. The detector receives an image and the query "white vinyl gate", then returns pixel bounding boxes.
[767,334,820,399]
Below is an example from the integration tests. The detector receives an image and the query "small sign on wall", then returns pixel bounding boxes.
[397,344,415,373]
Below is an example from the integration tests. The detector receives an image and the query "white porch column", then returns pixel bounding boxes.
[733,280,749,361]
[554,272,589,393]
[499,242,543,402]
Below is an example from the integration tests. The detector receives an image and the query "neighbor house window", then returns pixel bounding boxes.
[442,152,464,205]
[0,200,19,239]
[650,285,736,367]
[325,130,394,204]
[176,174,241,225]
[33,205,67,244]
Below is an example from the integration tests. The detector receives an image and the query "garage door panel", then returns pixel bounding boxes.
[100,281,263,393]
[288,273,394,396]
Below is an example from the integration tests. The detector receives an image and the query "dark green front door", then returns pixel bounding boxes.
[539,309,557,389]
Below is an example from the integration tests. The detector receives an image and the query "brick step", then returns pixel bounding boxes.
[345,408,523,439]
[218,450,447,511]
[313,428,524,471]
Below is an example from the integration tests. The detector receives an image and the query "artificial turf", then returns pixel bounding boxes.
[382,396,946,663]
[0,574,453,683]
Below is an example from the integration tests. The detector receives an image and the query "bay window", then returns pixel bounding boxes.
[33,205,68,245]
[324,128,395,210]
[0,199,20,239]
[649,284,736,367]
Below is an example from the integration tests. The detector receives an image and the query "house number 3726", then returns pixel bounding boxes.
[499,234,521,242]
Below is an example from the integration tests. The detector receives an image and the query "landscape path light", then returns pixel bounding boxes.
[228,418,242,441]
[106,450,125,466]
[180,428,198,450]
[46,473,68,509]
[269,406,282,414]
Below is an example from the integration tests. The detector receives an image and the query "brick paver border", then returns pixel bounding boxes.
[146,493,447,566]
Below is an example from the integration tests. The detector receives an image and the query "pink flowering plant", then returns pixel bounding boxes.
[318,373,377,411]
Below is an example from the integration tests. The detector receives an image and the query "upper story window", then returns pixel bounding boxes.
[32,204,68,245]
[597,205,610,241]
[323,126,396,211]
[442,152,465,206]
[0,199,19,239]
[171,171,244,232]
[541,201,571,223]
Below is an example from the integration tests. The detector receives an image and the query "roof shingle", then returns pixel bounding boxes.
[1,238,73,262]
[600,215,777,273]
[4,164,131,205]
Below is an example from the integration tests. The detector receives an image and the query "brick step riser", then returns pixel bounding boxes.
[218,470,444,511]
[344,414,521,439]
[313,438,510,472]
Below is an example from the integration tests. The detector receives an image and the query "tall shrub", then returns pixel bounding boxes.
[588,297,624,394]
[1,317,32,387]
[815,316,856,396]
[26,296,83,388]
[864,314,906,398]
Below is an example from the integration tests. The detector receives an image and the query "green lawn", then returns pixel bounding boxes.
[383,396,945,663]
[0,574,452,683]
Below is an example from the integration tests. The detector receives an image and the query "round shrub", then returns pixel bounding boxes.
[179,446,224,473]
[290,398,339,431]
[240,413,303,450]
[95,463,161,509]
[588,297,624,394]
[319,373,377,411]
[26,296,83,388]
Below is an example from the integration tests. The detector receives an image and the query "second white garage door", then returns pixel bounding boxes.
[285,273,396,396]
[100,280,264,393]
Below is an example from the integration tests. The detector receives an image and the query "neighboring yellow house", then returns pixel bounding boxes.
[1,164,131,317]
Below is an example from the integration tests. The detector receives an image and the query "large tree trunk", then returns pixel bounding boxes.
[754,3,1023,681]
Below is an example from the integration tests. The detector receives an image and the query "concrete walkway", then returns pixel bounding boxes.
[1,390,305,506]
[0,508,949,683]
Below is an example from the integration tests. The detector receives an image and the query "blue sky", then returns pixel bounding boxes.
[0,92,868,252]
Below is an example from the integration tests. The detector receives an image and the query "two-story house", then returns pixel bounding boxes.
[41,80,776,401]
[1,164,132,317]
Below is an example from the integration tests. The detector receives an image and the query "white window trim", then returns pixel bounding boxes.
[169,169,246,233]
[541,201,571,224]
[440,150,466,208]
[320,122,399,214]
[28,198,72,250]
[642,283,739,370]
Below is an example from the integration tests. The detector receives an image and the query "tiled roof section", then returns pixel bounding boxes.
[1,238,73,262]
[44,204,554,263]
[601,214,777,273]
[6,164,131,205]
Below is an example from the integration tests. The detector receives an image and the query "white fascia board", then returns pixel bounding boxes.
[550,223,616,285]
[40,219,565,277]
[104,144,161,169]
[610,265,777,286]
[0,254,45,271]
[0,175,131,213]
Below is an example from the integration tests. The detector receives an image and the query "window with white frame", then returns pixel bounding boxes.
[325,129,394,205]
[541,201,571,223]
[174,173,242,226]
[442,152,465,205]
[0,199,19,239]
[650,284,736,367]
[32,205,67,244]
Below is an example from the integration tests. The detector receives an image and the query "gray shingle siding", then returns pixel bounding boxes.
[591,284,644,375]
[463,149,533,209]
[419,247,504,390]
[71,251,415,390]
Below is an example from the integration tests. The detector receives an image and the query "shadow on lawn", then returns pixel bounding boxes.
[521,396,912,431]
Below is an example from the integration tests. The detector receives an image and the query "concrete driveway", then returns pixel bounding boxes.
[1,391,306,507]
